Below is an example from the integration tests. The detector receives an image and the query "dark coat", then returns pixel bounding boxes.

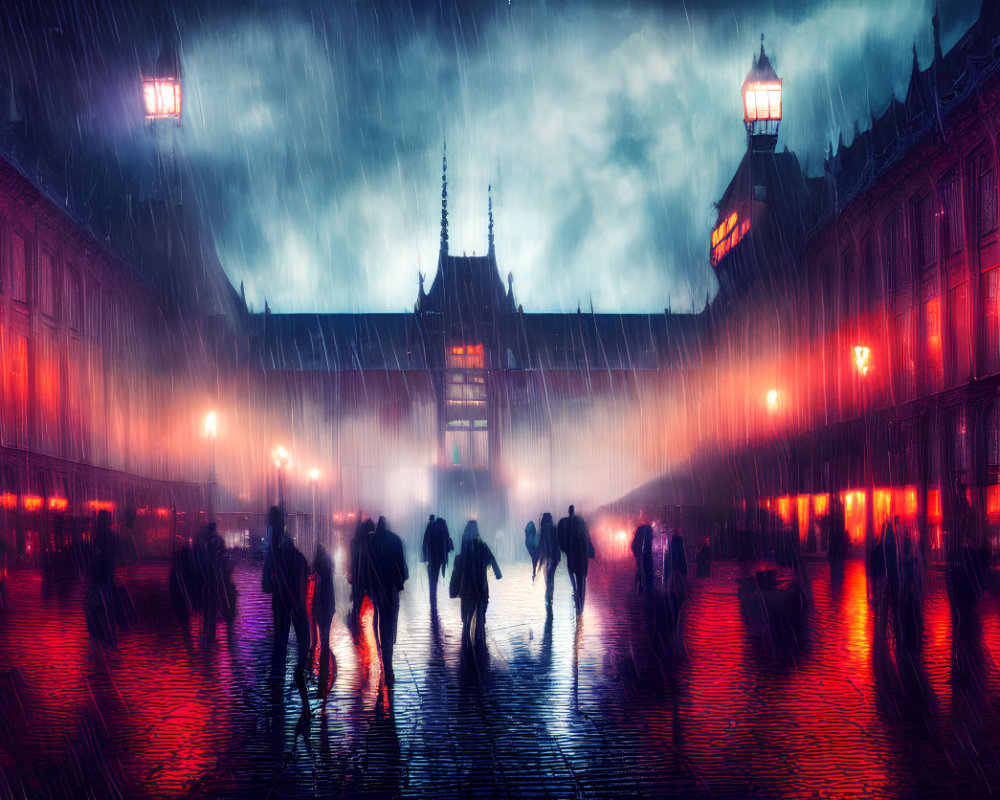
[632,524,654,576]
[450,538,502,603]
[369,523,408,608]
[538,515,560,567]
[559,513,595,576]
[422,517,454,568]
[313,546,335,626]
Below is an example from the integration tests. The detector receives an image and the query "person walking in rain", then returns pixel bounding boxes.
[311,543,336,700]
[262,506,311,712]
[450,520,502,649]
[559,505,595,615]
[421,514,453,611]
[538,512,560,610]
[631,519,654,599]
[664,530,687,631]
[348,517,376,631]
[369,516,408,686]
[525,519,541,581]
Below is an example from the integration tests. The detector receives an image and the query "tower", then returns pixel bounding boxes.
[742,35,782,153]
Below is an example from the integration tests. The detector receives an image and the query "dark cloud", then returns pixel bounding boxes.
[0,0,984,313]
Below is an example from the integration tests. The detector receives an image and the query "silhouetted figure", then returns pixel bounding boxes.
[559,505,595,615]
[537,512,559,609]
[897,537,922,652]
[827,496,848,582]
[695,540,712,578]
[421,515,453,610]
[85,510,121,647]
[369,516,408,685]
[450,520,502,649]
[664,531,687,631]
[525,519,540,580]
[197,522,232,642]
[312,544,336,699]
[263,506,311,712]
[348,517,376,631]
[169,539,198,629]
[631,522,654,598]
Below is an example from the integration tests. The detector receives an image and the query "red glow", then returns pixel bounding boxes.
[143,78,181,120]
[711,213,750,266]
[841,490,866,543]
[927,489,943,524]
[873,488,892,532]
[23,495,43,512]
[0,493,16,510]
[447,343,485,369]
[989,485,1000,522]
[156,507,171,519]
[853,345,871,375]
[87,500,116,513]
[776,496,793,526]
[48,497,68,512]
[797,495,810,541]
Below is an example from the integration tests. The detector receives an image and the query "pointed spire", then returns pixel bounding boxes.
[933,5,943,63]
[488,183,495,256]
[440,141,449,258]
[911,40,919,78]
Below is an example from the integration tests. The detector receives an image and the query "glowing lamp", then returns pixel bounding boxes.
[143,78,181,122]
[853,346,871,376]
[742,37,781,151]
[273,446,289,469]
[766,388,780,411]
[205,411,217,439]
[309,468,320,481]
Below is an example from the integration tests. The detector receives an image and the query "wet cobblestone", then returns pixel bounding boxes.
[3,553,1000,798]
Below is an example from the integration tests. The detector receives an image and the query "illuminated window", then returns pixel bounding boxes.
[445,343,488,469]
[949,282,971,385]
[894,310,915,400]
[742,81,782,122]
[710,212,750,266]
[984,268,1000,375]
[5,330,28,447]
[923,297,943,393]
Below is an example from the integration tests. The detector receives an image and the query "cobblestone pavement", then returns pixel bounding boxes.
[4,550,1000,799]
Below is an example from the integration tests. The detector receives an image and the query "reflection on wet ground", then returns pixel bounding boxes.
[3,554,1000,797]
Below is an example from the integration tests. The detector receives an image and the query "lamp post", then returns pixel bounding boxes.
[853,345,873,551]
[273,446,289,509]
[205,411,217,520]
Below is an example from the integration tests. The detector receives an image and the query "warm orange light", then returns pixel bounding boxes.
[766,389,780,411]
[853,345,871,376]
[87,500,116,513]
[710,213,751,266]
[812,493,829,516]
[743,80,782,123]
[48,497,68,512]
[273,446,290,468]
[874,487,892,531]
[796,495,810,541]
[205,411,217,439]
[989,486,1000,522]
[23,496,43,512]
[0,493,16,510]
[776,496,793,526]
[156,507,171,519]
[143,78,182,120]
[840,490,866,544]
[309,468,320,481]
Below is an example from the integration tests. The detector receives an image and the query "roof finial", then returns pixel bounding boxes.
[440,141,449,258]
[759,32,765,60]
[488,183,495,256]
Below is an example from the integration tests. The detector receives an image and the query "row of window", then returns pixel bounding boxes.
[1,222,85,331]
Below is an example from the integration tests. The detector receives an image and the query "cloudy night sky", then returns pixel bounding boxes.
[0,0,983,314]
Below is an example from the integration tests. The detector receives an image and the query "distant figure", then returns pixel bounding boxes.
[559,506,595,615]
[897,537,922,652]
[263,506,311,712]
[421,515,454,610]
[369,516,408,685]
[695,539,712,578]
[312,544,336,699]
[348,517,376,630]
[664,531,687,630]
[450,520,502,648]
[525,520,541,581]
[537,512,560,609]
[198,522,232,642]
[631,522,654,597]
[85,510,120,646]
[827,496,848,581]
